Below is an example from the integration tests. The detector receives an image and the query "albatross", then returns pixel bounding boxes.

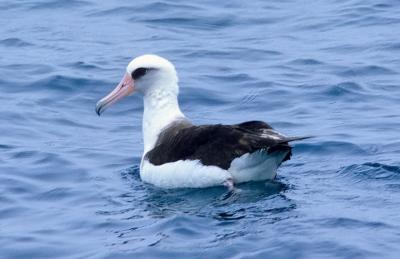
[96,54,309,189]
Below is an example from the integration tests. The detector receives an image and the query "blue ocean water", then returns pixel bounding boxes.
[1,0,400,258]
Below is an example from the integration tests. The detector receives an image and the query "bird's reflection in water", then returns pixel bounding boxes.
[101,166,296,248]
[118,165,294,221]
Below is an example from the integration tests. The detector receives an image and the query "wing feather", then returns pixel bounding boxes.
[145,120,307,170]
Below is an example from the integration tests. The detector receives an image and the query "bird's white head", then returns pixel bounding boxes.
[96,54,179,115]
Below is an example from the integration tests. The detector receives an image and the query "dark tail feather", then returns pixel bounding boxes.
[268,136,313,163]
[278,136,314,144]
[268,136,313,154]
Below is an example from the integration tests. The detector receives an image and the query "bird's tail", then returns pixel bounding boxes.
[279,136,314,144]
[269,136,313,162]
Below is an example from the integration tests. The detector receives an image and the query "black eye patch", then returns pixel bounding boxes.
[131,67,149,80]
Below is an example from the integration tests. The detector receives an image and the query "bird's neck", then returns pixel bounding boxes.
[142,86,184,154]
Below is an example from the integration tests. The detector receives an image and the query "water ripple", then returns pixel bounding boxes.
[0,38,33,47]
[28,0,90,10]
[338,65,396,77]
[338,162,400,182]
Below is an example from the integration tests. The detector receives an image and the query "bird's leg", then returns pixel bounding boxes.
[223,178,235,192]
[220,178,241,202]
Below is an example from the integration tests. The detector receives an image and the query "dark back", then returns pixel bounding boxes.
[144,120,292,170]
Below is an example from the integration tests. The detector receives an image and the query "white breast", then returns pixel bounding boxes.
[139,149,289,188]
[140,159,232,188]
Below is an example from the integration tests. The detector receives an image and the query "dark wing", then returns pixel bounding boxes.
[145,120,305,170]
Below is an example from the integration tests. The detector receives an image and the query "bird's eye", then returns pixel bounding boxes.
[131,67,148,80]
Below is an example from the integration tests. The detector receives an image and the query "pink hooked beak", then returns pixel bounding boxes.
[95,73,135,116]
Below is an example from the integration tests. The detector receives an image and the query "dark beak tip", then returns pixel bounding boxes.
[95,102,103,116]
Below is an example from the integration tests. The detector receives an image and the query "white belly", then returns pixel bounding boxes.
[140,159,231,188]
[228,150,288,183]
[140,150,288,189]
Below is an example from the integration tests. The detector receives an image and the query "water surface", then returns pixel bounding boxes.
[1,0,400,258]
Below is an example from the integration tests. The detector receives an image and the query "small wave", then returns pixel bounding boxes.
[0,38,33,47]
[214,208,246,220]
[64,61,101,70]
[373,3,392,9]
[0,206,26,220]
[0,2,20,10]
[120,165,142,183]
[337,65,396,77]
[0,174,41,198]
[182,49,233,59]
[339,16,400,27]
[206,72,256,83]
[88,2,202,17]
[24,75,105,93]
[33,187,75,201]
[228,47,282,59]
[134,16,235,31]
[289,58,324,66]
[11,150,39,159]
[320,44,364,54]
[28,0,90,10]
[317,217,391,229]
[86,6,134,17]
[0,144,14,150]
[294,141,368,156]
[141,2,203,12]
[323,82,366,98]
[338,162,400,182]
[180,87,231,106]
[377,42,400,52]
[2,63,54,76]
